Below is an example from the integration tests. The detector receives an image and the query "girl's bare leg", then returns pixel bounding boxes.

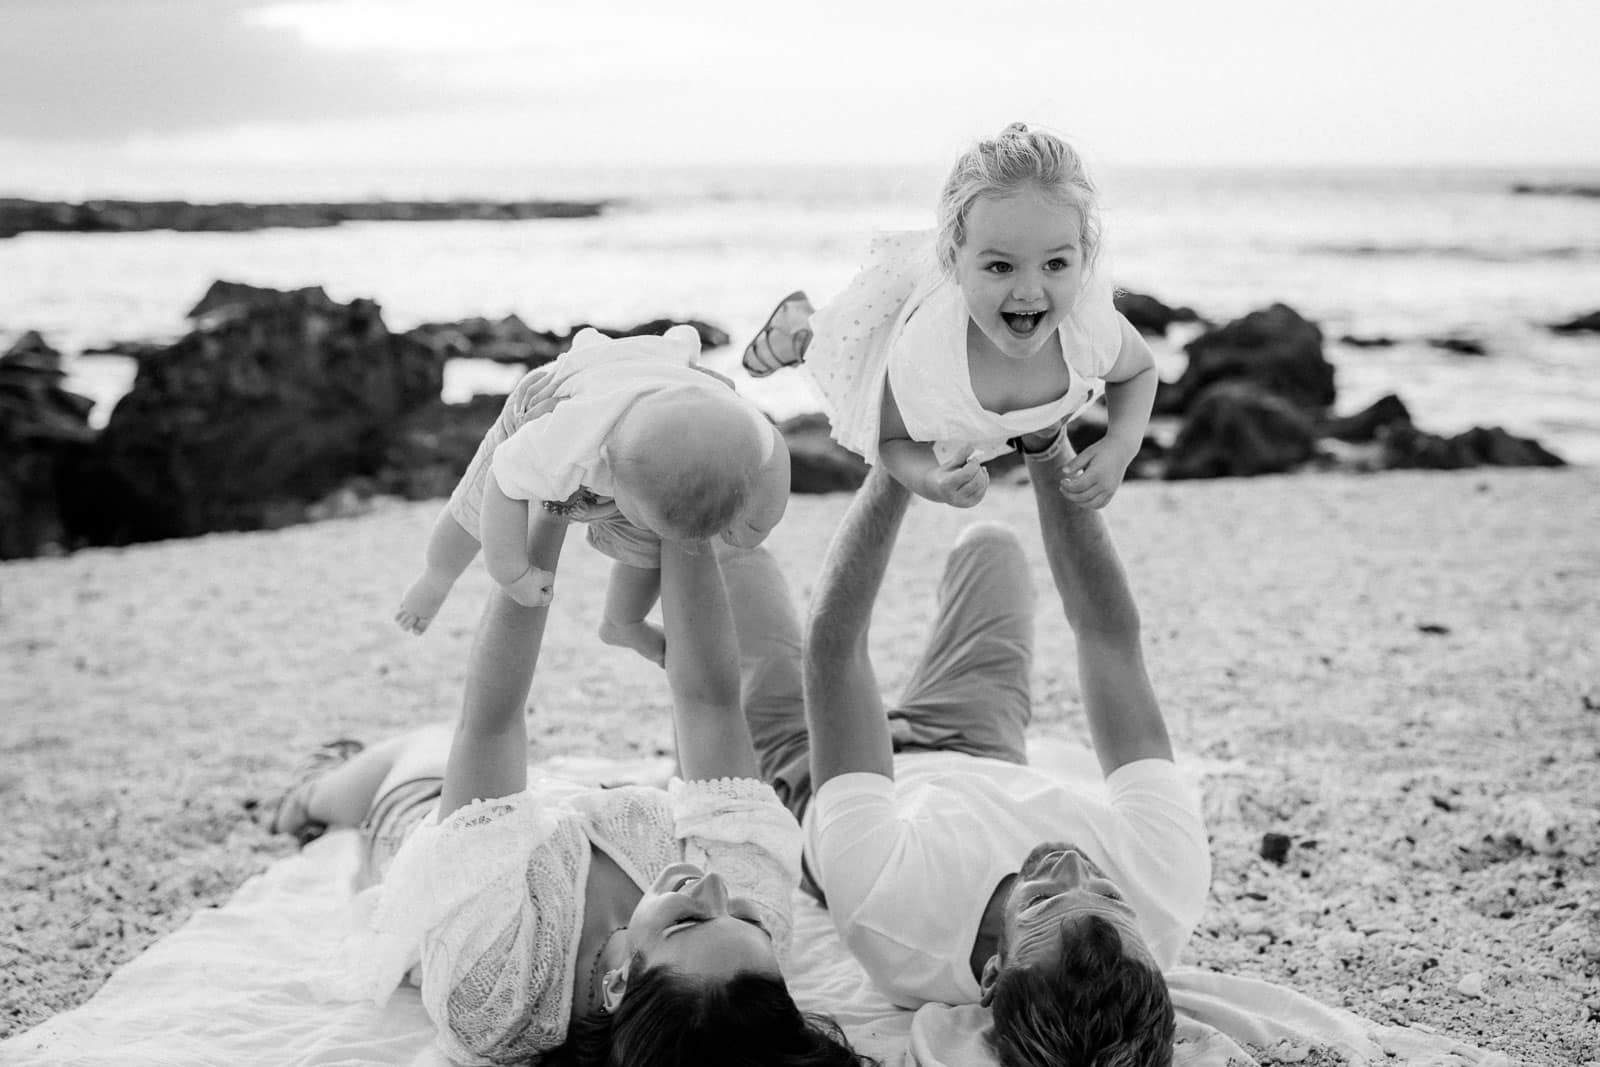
[598,561,666,667]
[395,510,482,634]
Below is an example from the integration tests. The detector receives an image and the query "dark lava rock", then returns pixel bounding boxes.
[1165,382,1317,480]
[1157,303,1335,416]
[404,315,731,367]
[1317,394,1412,443]
[1510,183,1600,198]
[1550,310,1600,335]
[378,395,506,501]
[0,332,97,559]
[779,413,868,493]
[1113,291,1201,337]
[1379,424,1565,470]
[1427,337,1488,356]
[1261,832,1292,865]
[0,197,608,239]
[92,285,443,542]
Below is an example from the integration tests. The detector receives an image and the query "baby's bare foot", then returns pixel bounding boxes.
[599,619,667,668]
[395,572,455,635]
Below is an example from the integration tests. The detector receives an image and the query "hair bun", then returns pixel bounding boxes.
[1001,121,1030,137]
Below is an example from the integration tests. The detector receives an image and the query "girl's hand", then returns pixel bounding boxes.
[929,449,989,508]
[500,564,556,608]
[1059,439,1134,510]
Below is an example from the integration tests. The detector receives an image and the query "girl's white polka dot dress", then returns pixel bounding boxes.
[801,231,1124,465]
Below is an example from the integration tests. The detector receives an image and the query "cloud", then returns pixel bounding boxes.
[0,0,484,140]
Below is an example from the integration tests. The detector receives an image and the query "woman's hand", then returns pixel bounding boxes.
[499,564,556,607]
[1059,438,1134,510]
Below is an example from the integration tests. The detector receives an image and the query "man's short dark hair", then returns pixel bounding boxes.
[988,915,1174,1067]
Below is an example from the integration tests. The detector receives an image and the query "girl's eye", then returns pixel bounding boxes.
[1046,258,1072,271]
[740,916,770,934]
[984,262,1012,274]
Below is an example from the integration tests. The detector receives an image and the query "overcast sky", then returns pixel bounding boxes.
[3,0,1597,196]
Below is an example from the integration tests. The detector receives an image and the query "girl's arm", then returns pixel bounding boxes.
[480,469,554,606]
[439,515,569,817]
[1097,317,1158,459]
[878,380,988,508]
[1059,319,1157,510]
[658,540,758,781]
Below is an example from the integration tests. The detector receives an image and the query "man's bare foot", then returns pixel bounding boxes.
[742,291,815,378]
[599,619,667,668]
[395,572,455,634]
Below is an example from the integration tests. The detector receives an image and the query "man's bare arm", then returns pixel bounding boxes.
[1026,441,1173,774]
[804,466,911,787]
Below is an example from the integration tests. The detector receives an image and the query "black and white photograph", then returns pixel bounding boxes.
[2,1,1596,1064]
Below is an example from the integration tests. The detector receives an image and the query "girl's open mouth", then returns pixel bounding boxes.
[1001,311,1044,337]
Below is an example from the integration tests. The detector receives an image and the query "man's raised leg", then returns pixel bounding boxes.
[889,520,1037,763]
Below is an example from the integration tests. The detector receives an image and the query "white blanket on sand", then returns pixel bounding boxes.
[4,745,1506,1067]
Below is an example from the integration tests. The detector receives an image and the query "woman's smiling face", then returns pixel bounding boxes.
[953,186,1086,362]
[624,862,781,980]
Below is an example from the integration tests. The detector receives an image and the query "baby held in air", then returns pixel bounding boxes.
[396,325,790,666]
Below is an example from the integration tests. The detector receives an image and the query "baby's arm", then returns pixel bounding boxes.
[878,380,988,508]
[1059,318,1157,510]
[480,469,555,607]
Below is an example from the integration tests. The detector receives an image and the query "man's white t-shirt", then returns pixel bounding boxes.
[804,751,1210,1008]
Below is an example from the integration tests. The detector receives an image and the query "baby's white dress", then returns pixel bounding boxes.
[804,231,1125,465]
[448,324,722,568]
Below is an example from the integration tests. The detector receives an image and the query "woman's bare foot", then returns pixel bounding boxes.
[599,618,667,668]
[264,739,366,847]
[742,291,815,377]
[395,571,455,634]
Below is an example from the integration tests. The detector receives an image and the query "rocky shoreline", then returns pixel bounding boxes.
[0,197,609,239]
[0,283,1575,561]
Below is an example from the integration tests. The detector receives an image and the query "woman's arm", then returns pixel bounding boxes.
[658,539,758,781]
[439,516,569,817]
[878,380,988,508]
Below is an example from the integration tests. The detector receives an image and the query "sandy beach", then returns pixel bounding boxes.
[3,468,1597,1065]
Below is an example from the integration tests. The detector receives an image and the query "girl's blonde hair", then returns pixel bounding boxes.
[934,122,1101,276]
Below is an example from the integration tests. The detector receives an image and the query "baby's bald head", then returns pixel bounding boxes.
[608,387,774,543]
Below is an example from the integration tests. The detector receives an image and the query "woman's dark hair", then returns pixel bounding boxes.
[548,953,875,1067]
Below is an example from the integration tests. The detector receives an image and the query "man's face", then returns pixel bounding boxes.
[995,842,1156,977]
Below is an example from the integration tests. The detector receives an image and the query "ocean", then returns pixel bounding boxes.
[3,164,1597,462]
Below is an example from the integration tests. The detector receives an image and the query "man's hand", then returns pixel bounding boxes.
[500,565,556,608]
[929,449,989,508]
[1059,438,1134,510]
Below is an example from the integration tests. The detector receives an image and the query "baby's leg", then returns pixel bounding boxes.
[395,510,481,634]
[598,561,666,667]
